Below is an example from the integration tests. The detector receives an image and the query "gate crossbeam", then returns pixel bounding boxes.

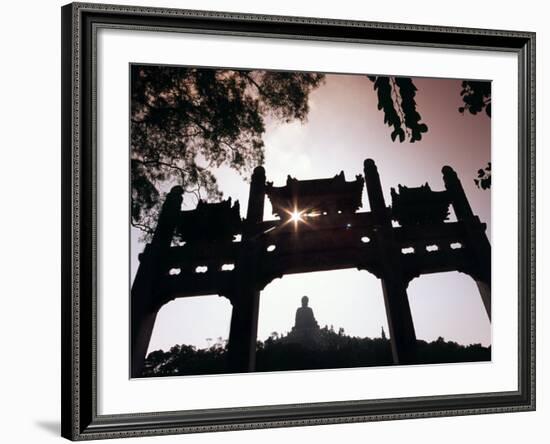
[157,220,474,299]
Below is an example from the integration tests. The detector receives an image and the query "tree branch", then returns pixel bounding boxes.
[242,72,268,97]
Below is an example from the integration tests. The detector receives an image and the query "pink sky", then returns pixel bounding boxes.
[131,72,491,353]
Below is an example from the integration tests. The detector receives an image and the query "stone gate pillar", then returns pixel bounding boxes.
[226,166,266,373]
[130,186,183,377]
[364,159,417,364]
[442,166,491,320]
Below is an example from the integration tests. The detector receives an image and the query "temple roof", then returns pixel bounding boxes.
[390,184,450,226]
[266,171,364,219]
[176,198,241,241]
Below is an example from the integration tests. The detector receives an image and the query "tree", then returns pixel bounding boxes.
[131,65,324,237]
[140,331,490,377]
[369,76,492,187]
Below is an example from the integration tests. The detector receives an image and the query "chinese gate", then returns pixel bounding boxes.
[131,159,491,377]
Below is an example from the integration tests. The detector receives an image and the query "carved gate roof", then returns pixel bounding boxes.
[176,198,241,242]
[266,171,364,218]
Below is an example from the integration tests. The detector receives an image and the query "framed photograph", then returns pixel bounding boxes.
[61,2,535,440]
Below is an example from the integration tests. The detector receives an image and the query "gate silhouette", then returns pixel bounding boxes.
[131,159,491,377]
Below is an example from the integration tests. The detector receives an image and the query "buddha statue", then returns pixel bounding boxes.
[294,296,319,330]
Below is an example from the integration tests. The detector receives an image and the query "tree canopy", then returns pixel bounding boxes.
[140,328,491,377]
[131,65,324,236]
[131,68,491,239]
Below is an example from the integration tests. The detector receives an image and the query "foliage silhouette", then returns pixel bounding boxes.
[474,162,491,190]
[459,81,492,117]
[141,328,490,377]
[368,76,491,188]
[458,81,492,189]
[368,76,428,143]
[131,65,324,237]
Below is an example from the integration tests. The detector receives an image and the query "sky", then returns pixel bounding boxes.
[131,72,491,354]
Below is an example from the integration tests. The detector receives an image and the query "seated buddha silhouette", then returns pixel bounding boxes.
[294,296,319,330]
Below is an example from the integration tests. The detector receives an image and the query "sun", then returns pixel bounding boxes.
[290,210,303,223]
[282,207,308,228]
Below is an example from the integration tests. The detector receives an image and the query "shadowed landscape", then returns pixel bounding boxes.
[141,296,490,377]
[142,333,491,377]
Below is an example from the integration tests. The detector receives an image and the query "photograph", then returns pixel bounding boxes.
[129,65,492,378]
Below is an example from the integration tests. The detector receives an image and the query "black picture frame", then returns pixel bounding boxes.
[61,2,536,440]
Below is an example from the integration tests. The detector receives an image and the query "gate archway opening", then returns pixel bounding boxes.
[257,269,388,343]
[408,271,491,347]
[146,295,232,356]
